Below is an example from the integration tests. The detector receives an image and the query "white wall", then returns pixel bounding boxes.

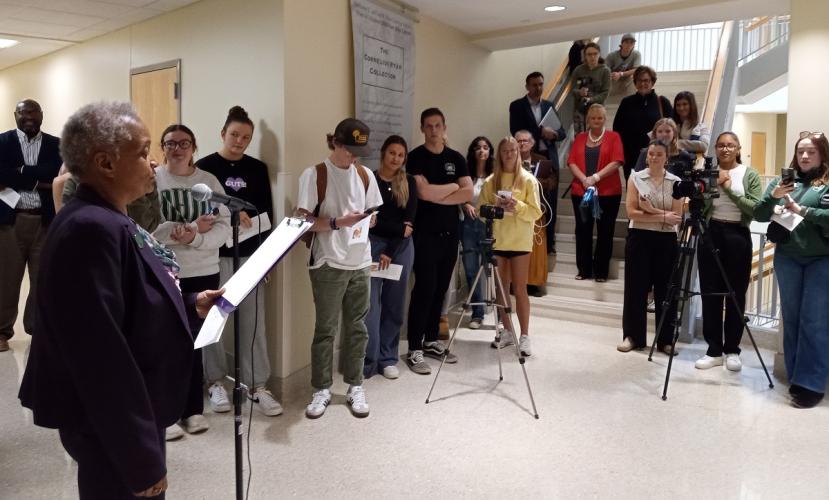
[732,112,785,175]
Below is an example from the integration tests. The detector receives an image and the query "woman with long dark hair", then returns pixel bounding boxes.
[479,137,542,356]
[695,132,761,371]
[196,106,283,417]
[364,135,417,379]
[153,124,231,440]
[755,131,829,408]
[673,91,711,154]
[460,136,494,329]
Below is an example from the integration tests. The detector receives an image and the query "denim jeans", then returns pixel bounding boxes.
[309,264,370,390]
[364,235,414,377]
[774,251,829,393]
[460,217,486,319]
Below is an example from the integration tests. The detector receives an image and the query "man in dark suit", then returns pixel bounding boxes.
[18,102,222,499]
[509,73,566,253]
[0,99,62,352]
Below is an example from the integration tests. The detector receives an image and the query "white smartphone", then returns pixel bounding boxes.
[497,190,513,200]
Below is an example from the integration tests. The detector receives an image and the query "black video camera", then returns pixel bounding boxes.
[576,76,593,89]
[479,205,504,220]
[671,156,720,200]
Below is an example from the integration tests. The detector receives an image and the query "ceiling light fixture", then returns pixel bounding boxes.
[544,5,566,12]
[0,38,19,49]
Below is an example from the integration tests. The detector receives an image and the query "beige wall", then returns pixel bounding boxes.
[787,0,829,157]
[0,0,570,381]
[732,112,785,175]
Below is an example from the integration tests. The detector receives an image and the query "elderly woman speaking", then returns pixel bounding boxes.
[18,102,223,499]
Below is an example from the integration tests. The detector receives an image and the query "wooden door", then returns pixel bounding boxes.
[131,62,180,164]
[751,131,767,174]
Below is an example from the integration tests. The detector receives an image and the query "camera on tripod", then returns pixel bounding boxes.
[479,205,504,220]
[671,156,719,200]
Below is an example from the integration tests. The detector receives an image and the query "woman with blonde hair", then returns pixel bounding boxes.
[479,137,542,356]
[632,118,695,176]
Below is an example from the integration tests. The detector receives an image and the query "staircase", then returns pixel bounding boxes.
[535,69,711,329]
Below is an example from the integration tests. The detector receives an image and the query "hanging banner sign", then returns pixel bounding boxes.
[351,0,415,169]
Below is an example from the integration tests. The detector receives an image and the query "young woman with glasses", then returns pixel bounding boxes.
[152,124,231,440]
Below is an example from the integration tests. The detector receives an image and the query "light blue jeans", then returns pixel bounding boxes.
[460,217,486,319]
[364,235,414,377]
[774,251,829,393]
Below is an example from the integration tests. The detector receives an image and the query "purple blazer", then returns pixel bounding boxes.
[19,184,196,492]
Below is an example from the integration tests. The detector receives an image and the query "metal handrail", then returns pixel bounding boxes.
[746,230,780,327]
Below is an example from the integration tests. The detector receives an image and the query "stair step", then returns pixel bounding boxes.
[548,251,624,279]
[557,214,629,238]
[545,272,625,302]
[555,233,626,259]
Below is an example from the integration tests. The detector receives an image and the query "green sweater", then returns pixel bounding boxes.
[703,165,762,227]
[754,177,829,258]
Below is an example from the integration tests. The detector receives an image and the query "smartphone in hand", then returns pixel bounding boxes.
[781,167,795,185]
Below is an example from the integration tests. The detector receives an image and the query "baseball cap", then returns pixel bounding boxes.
[621,33,636,42]
[333,118,371,156]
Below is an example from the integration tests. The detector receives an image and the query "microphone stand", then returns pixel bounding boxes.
[230,207,244,500]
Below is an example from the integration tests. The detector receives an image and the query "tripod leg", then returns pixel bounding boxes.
[702,228,775,389]
[426,264,485,404]
[649,221,693,361]
[660,237,698,400]
[493,266,540,418]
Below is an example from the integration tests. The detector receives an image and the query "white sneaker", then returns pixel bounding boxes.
[251,387,283,416]
[180,414,209,434]
[382,365,399,379]
[519,335,532,357]
[695,355,724,370]
[305,388,331,419]
[468,318,482,330]
[617,337,635,352]
[497,330,516,349]
[725,354,742,372]
[165,424,184,441]
[208,382,231,413]
[347,385,370,418]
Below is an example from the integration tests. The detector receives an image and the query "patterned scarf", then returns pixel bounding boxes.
[132,223,181,289]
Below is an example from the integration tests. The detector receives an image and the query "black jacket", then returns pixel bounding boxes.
[613,91,673,172]
[0,129,63,225]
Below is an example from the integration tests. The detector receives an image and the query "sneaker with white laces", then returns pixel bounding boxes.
[382,365,399,379]
[725,353,742,372]
[468,318,483,330]
[250,387,283,416]
[423,340,458,363]
[406,350,431,375]
[208,382,231,413]
[346,385,370,418]
[165,424,184,441]
[518,335,531,356]
[494,330,515,349]
[305,388,331,419]
[695,355,724,370]
[180,414,209,434]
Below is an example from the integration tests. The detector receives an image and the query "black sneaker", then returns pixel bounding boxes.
[791,387,824,409]
[423,341,458,363]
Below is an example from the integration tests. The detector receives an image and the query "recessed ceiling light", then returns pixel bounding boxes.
[544,5,566,12]
[0,38,19,49]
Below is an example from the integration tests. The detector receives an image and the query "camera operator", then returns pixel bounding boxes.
[755,131,829,408]
[618,140,683,354]
[570,42,610,133]
[694,132,762,371]
[632,118,694,177]
[478,137,542,357]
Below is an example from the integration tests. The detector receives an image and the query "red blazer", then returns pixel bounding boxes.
[567,130,624,197]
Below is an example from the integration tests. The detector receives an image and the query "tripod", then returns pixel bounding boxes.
[425,218,540,419]
[648,199,774,400]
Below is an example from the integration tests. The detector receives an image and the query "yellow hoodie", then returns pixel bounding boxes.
[478,172,542,252]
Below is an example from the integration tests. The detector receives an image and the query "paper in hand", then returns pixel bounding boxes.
[370,263,403,281]
[226,213,272,247]
[0,188,20,209]
[348,216,371,246]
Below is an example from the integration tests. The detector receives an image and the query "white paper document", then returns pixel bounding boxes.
[348,216,371,246]
[195,216,312,348]
[370,263,403,281]
[539,107,562,132]
[771,209,804,232]
[0,188,20,209]
[226,212,272,247]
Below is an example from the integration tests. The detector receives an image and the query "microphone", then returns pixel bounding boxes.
[191,183,256,211]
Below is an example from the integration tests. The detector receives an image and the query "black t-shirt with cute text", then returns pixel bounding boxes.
[406,144,469,235]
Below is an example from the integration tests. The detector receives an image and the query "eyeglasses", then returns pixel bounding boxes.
[162,139,193,150]
[516,139,531,144]
[716,144,739,151]
[799,131,825,140]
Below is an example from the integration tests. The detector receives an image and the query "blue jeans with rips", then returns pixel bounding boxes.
[774,251,829,393]
[460,217,486,320]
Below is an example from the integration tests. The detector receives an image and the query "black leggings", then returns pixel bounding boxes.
[407,231,458,350]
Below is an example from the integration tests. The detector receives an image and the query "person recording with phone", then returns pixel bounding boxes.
[570,42,610,133]
[364,135,416,380]
[618,140,683,355]
[755,131,829,408]
[694,132,762,371]
[478,137,542,357]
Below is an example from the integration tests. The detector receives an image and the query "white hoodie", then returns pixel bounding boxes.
[153,166,231,279]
